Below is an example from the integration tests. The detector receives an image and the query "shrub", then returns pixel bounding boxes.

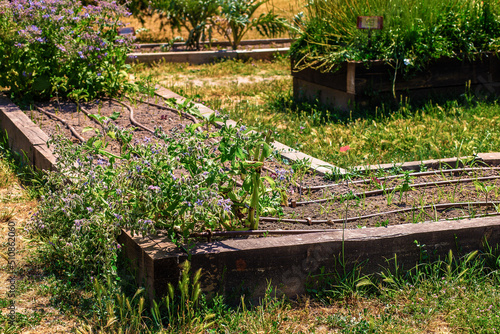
[290,0,500,74]
[214,0,288,50]
[153,0,219,50]
[0,0,135,101]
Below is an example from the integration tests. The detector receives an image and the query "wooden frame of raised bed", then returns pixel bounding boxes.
[3,90,500,304]
[292,53,500,111]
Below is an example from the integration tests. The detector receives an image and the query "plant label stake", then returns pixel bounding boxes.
[357,16,383,48]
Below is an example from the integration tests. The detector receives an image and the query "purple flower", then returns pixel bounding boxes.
[86,207,93,213]
[148,185,161,193]
[217,198,233,212]
[116,189,122,195]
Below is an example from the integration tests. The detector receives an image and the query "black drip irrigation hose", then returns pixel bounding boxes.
[34,105,85,143]
[191,210,500,241]
[260,201,500,225]
[294,175,500,206]
[300,167,500,192]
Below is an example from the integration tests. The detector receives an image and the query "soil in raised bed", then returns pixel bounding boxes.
[22,98,500,237]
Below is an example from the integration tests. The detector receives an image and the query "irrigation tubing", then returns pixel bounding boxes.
[130,96,200,124]
[34,105,85,143]
[109,98,155,134]
[295,175,500,206]
[191,211,500,240]
[260,201,500,225]
[301,167,500,192]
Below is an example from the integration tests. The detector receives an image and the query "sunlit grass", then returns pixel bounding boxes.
[147,58,500,169]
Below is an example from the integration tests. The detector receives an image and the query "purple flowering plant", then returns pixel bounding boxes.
[28,112,289,280]
[0,0,134,101]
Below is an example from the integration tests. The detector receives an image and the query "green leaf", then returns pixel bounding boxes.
[235,146,247,160]
[262,176,276,189]
[107,131,116,140]
[82,126,95,133]
[92,139,103,149]
[109,111,121,120]
[261,142,271,159]
[242,175,253,191]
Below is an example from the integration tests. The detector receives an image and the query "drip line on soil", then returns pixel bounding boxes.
[191,211,500,241]
[300,167,500,191]
[79,105,112,127]
[109,98,155,134]
[295,175,500,206]
[261,201,500,225]
[130,96,200,124]
[34,105,85,142]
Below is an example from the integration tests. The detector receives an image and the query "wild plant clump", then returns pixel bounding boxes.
[0,0,134,101]
[290,0,500,73]
[27,116,287,281]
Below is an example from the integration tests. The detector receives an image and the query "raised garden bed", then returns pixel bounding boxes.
[3,90,500,303]
[292,54,500,111]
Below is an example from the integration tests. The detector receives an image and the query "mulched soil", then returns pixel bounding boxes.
[23,98,500,237]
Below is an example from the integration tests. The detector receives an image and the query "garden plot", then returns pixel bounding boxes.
[4,90,500,302]
[17,95,500,236]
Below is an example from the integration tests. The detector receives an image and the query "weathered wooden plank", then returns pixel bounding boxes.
[120,215,500,303]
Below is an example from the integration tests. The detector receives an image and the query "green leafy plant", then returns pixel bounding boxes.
[290,0,500,75]
[474,180,496,204]
[154,0,219,50]
[214,0,288,50]
[0,0,135,101]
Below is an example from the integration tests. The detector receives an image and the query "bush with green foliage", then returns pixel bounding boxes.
[152,0,288,50]
[290,0,500,73]
[0,0,134,101]
[214,0,288,50]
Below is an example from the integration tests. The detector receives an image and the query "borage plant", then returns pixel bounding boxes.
[0,0,134,101]
[29,116,285,280]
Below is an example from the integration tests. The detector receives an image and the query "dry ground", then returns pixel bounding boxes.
[0,158,77,333]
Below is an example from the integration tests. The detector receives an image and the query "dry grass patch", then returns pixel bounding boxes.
[0,157,77,333]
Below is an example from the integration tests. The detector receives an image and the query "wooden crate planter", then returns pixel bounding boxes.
[292,53,500,110]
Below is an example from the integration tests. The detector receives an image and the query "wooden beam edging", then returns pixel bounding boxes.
[136,38,294,49]
[126,47,289,65]
[0,94,56,171]
[153,86,340,175]
[118,215,500,303]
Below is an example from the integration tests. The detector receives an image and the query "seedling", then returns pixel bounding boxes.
[474,180,495,204]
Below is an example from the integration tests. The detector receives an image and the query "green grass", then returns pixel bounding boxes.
[147,58,500,170]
